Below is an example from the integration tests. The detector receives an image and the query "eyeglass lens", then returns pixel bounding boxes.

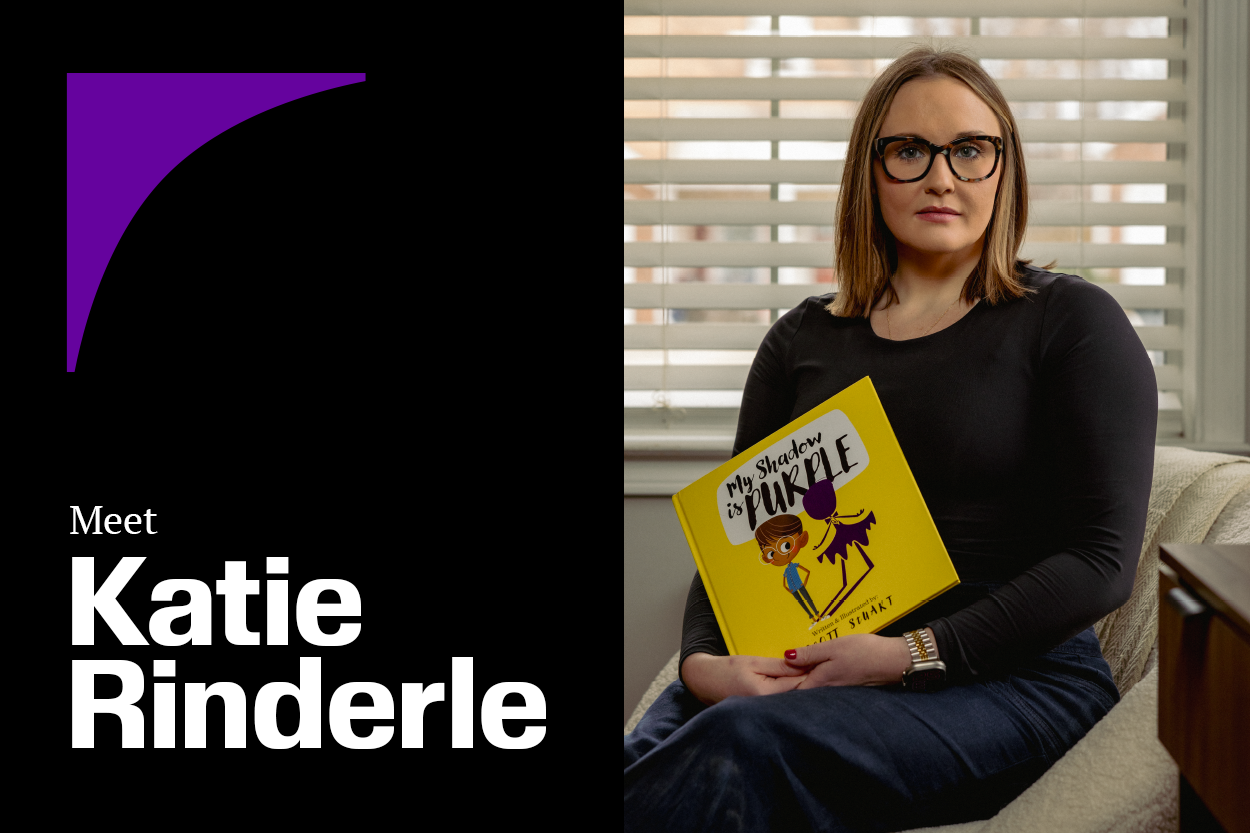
[881,139,997,181]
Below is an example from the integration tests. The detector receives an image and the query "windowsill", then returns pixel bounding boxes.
[624,441,1250,496]
[623,434,735,453]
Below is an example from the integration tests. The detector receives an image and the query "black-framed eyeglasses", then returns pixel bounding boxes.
[874,135,1003,183]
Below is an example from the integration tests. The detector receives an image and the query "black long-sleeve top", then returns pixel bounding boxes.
[679,266,1157,686]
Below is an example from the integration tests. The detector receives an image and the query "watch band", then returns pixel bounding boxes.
[901,629,946,692]
[904,629,936,664]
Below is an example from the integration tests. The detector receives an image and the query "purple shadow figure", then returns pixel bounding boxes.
[802,479,877,619]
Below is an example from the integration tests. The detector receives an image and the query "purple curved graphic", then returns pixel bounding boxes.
[66,72,366,372]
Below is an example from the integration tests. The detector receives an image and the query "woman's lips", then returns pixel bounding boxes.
[916,210,961,223]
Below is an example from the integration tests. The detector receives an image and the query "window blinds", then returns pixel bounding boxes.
[624,0,1193,449]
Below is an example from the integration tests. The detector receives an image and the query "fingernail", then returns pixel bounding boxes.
[785,649,797,660]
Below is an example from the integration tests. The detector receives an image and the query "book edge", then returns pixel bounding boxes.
[672,492,739,656]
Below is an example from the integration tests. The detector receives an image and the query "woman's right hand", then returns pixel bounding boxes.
[681,652,809,706]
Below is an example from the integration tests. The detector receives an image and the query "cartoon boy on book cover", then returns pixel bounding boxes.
[755,515,826,625]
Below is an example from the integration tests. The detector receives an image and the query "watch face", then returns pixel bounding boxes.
[907,668,945,692]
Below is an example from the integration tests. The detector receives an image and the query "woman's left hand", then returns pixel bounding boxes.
[783,634,912,688]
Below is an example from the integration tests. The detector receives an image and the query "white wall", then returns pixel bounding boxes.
[623,496,701,727]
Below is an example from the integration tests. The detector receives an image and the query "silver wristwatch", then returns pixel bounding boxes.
[901,629,947,692]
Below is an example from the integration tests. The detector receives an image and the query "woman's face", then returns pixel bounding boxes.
[872,76,1002,268]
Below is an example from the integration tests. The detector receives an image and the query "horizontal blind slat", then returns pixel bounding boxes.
[625,365,750,390]
[625,362,1179,390]
[623,282,1183,309]
[625,160,1186,184]
[1019,242,1184,267]
[626,78,1185,102]
[623,0,1187,16]
[625,36,1185,61]
[624,200,1185,226]
[624,241,1183,267]
[625,322,772,349]
[625,241,827,265]
[1154,364,1181,390]
[625,322,1181,350]
[1028,202,1185,226]
[624,118,1186,143]
[1090,283,1183,309]
[624,282,824,308]
[1136,324,1182,350]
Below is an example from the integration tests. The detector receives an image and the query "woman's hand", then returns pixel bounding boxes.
[681,652,809,706]
[783,633,913,689]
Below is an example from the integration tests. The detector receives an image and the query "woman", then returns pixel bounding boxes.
[624,47,1157,832]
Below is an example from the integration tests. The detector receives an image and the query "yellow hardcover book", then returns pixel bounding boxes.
[672,376,959,658]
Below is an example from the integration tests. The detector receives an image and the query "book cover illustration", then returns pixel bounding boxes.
[672,376,959,658]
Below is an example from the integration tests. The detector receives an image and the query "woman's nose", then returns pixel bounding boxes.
[924,156,956,194]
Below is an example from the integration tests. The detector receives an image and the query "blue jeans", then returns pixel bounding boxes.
[624,626,1118,832]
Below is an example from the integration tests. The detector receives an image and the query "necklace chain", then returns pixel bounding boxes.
[885,287,962,340]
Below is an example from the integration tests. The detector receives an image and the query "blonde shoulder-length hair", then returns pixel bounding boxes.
[828,46,1037,319]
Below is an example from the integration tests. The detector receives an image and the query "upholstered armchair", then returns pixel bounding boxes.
[626,446,1250,833]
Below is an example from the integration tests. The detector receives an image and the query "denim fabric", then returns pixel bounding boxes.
[624,625,1118,833]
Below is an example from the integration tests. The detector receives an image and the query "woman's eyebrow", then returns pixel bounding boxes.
[898,130,992,142]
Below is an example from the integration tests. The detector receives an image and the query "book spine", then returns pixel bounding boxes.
[672,493,738,655]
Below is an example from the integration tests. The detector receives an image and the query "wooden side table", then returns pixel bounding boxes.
[1158,543,1250,833]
